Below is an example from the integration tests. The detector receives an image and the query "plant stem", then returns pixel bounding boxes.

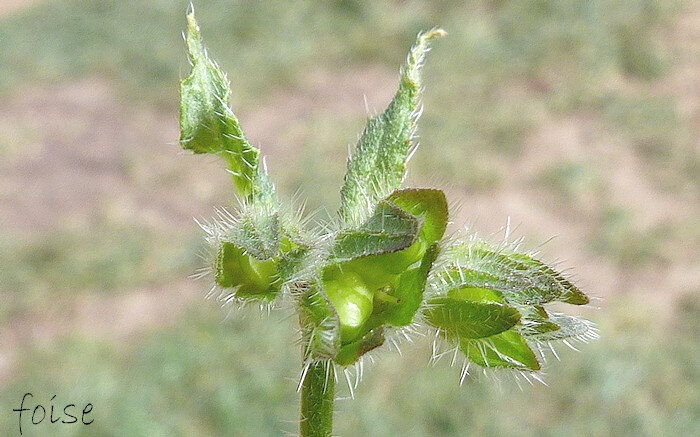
[300,360,335,437]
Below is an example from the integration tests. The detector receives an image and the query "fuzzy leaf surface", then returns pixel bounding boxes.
[180,12,271,202]
[233,213,280,260]
[343,188,447,278]
[387,188,448,247]
[529,313,596,342]
[333,201,418,260]
[460,329,540,371]
[334,327,385,366]
[339,30,445,226]
[425,297,521,339]
[519,305,561,336]
[432,241,589,306]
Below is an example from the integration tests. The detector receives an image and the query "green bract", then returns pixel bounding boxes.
[178,10,596,436]
[304,188,446,365]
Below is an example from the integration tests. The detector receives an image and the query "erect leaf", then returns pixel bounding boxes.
[425,297,521,339]
[334,327,385,366]
[387,188,448,246]
[215,241,279,300]
[333,201,419,260]
[339,29,445,226]
[180,11,271,202]
[460,329,540,371]
[299,282,341,361]
[432,241,589,306]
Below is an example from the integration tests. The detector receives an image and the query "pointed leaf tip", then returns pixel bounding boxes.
[402,28,445,87]
[339,30,443,225]
[422,28,447,42]
[185,9,204,60]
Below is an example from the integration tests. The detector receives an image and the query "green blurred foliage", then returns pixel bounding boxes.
[0,228,200,321]
[535,161,605,201]
[590,208,670,267]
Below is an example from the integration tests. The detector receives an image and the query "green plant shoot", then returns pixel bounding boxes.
[178,10,597,437]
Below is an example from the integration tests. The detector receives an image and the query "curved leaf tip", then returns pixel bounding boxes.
[403,28,446,87]
[180,11,267,201]
[339,29,444,225]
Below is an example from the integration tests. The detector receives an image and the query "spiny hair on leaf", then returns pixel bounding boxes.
[529,313,600,344]
[427,230,587,305]
[428,330,548,386]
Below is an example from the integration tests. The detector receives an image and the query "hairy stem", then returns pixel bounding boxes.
[300,360,335,437]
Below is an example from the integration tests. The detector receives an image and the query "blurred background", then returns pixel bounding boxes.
[0,1,697,435]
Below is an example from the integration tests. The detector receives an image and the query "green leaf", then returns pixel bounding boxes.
[433,241,589,306]
[276,223,315,283]
[461,329,540,371]
[180,11,270,202]
[215,241,279,300]
[333,201,418,260]
[339,188,447,282]
[319,233,439,354]
[387,189,448,247]
[322,188,447,342]
[334,327,385,366]
[339,29,445,226]
[233,213,280,260]
[447,286,504,303]
[277,246,311,284]
[508,252,589,305]
[380,243,439,326]
[425,297,520,339]
[322,268,374,343]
